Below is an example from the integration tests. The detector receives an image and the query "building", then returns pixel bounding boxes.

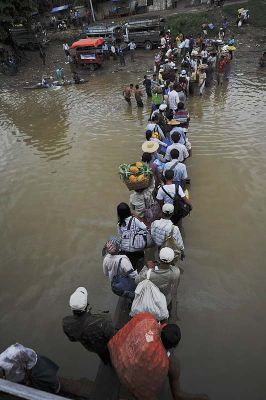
[93,0,178,20]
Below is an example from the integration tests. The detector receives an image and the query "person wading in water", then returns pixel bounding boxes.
[123,83,134,105]
[62,287,115,364]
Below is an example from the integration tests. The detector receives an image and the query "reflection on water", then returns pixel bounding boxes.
[0,57,266,399]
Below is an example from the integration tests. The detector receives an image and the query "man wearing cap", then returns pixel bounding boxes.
[142,140,161,161]
[151,103,167,119]
[135,247,180,307]
[151,203,184,257]
[62,287,115,364]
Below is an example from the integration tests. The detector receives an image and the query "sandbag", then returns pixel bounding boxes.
[130,269,169,321]
[108,312,169,400]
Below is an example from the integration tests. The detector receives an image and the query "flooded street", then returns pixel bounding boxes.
[0,52,266,399]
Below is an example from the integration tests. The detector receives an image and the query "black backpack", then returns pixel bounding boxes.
[161,184,192,223]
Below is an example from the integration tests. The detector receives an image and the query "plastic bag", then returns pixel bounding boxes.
[130,269,169,321]
[108,313,169,400]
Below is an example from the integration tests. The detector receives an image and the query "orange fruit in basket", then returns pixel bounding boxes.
[136,162,143,168]
[137,174,146,182]
[129,166,139,174]
[129,175,138,183]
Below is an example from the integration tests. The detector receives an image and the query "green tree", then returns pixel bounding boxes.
[0,0,38,40]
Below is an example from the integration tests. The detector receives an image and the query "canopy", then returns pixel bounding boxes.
[71,38,105,49]
[51,5,69,13]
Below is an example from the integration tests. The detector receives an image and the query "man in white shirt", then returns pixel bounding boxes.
[157,169,187,206]
[63,43,70,56]
[128,41,136,61]
[161,36,167,49]
[168,83,180,112]
[162,132,189,162]
[163,151,188,185]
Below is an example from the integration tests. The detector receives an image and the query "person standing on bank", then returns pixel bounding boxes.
[117,46,126,66]
[62,287,115,365]
[63,43,70,57]
[128,40,136,62]
[39,46,46,66]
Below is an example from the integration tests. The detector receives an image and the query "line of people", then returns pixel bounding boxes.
[0,30,220,400]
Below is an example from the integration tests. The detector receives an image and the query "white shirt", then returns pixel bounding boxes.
[166,49,172,58]
[201,50,208,59]
[164,143,189,162]
[161,37,166,47]
[184,38,190,48]
[163,161,188,183]
[130,188,154,217]
[128,42,136,50]
[168,90,180,111]
[103,254,137,281]
[157,184,185,205]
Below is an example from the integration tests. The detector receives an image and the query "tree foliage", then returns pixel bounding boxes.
[0,0,37,40]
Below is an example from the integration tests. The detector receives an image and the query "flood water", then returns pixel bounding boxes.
[0,53,266,400]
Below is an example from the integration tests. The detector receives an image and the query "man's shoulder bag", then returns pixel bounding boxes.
[111,257,136,300]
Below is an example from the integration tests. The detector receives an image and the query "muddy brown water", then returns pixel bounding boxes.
[0,51,266,400]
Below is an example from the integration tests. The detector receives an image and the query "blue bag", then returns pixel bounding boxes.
[111,258,136,300]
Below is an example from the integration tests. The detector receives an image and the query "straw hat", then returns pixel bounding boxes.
[198,64,208,70]
[142,141,159,153]
[167,119,180,126]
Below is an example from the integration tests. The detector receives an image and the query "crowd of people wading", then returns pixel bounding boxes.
[0,13,242,400]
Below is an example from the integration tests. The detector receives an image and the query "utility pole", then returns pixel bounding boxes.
[89,0,96,22]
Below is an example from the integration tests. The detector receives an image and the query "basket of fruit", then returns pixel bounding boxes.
[119,162,153,191]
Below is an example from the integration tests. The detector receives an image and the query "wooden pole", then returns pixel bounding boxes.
[89,0,96,22]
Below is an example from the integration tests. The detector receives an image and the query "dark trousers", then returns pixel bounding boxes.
[135,98,143,107]
[146,88,152,97]
[130,49,135,62]
[119,55,125,66]
[122,251,144,270]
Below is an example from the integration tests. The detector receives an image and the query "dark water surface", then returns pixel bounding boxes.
[0,56,266,400]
